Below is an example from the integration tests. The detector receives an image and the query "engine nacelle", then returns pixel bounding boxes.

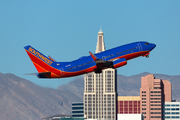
[113,58,127,68]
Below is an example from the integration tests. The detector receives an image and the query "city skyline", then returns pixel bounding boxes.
[0,1,180,88]
[116,74,179,120]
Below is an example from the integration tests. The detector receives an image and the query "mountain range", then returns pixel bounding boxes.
[0,72,179,120]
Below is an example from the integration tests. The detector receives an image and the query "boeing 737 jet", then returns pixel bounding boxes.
[24,41,156,78]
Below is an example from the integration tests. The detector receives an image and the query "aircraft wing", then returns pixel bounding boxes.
[89,52,127,73]
[89,52,113,73]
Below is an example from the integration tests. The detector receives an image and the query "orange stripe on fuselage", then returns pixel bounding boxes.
[109,51,149,61]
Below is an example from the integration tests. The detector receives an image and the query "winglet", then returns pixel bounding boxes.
[89,51,98,61]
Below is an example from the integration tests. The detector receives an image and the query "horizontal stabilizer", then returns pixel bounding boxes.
[24,73,37,75]
[48,56,56,62]
[24,72,51,78]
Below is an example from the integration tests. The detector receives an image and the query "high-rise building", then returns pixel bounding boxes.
[140,74,163,120]
[140,74,172,120]
[84,29,117,120]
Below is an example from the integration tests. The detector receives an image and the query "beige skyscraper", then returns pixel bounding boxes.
[84,29,117,120]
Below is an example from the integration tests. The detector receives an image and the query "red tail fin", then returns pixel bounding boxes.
[24,45,54,73]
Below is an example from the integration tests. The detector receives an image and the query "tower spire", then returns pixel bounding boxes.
[99,26,102,32]
[95,28,105,53]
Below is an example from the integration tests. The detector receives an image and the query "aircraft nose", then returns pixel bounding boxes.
[151,43,156,50]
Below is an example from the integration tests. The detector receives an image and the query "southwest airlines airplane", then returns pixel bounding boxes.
[24,41,156,78]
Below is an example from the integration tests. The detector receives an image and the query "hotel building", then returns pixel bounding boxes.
[84,29,117,120]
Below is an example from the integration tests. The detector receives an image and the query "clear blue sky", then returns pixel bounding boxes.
[0,0,180,88]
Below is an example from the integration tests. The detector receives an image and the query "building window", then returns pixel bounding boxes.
[151,108,161,110]
[150,91,161,93]
[164,108,170,110]
[142,91,146,93]
[151,116,161,118]
[150,98,161,100]
[154,87,161,89]
[151,101,161,103]
[151,112,161,114]
[171,112,179,114]
[151,104,161,106]
[171,108,179,110]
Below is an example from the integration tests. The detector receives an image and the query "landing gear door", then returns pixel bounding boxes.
[137,43,143,51]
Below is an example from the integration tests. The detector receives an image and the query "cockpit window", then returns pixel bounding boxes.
[145,42,149,45]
